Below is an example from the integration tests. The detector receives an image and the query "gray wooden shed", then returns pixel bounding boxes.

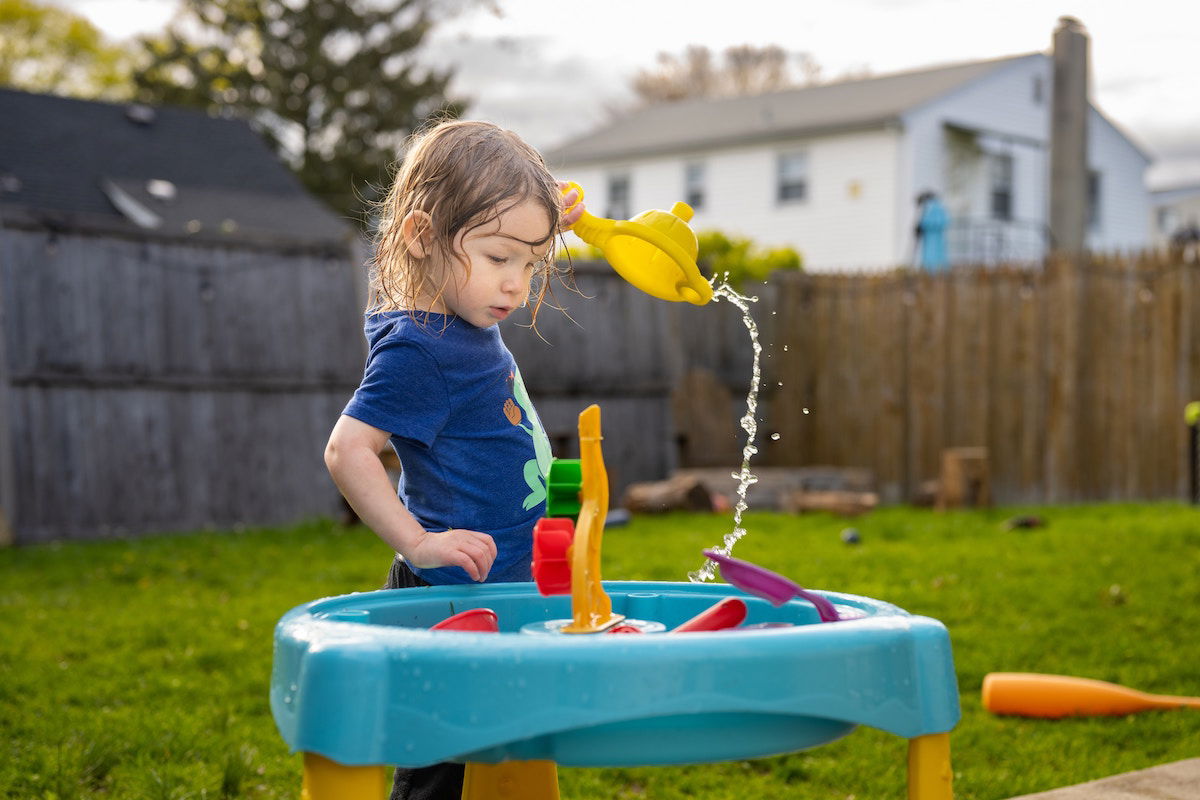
[0,89,365,543]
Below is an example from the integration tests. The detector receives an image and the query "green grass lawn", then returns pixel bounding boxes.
[2,504,1198,799]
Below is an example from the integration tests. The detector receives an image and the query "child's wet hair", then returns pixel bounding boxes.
[370,119,569,327]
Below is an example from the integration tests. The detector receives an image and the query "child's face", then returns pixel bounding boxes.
[436,199,553,329]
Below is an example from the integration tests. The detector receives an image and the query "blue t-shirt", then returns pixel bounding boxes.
[342,311,551,584]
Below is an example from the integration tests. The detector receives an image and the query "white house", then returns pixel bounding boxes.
[1150,183,1200,248]
[545,53,1152,271]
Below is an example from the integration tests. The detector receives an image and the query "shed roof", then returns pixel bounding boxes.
[0,88,350,247]
[545,53,1040,166]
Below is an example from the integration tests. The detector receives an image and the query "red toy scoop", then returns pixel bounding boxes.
[430,608,500,633]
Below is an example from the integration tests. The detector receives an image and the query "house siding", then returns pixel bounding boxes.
[1087,111,1151,251]
[557,127,902,272]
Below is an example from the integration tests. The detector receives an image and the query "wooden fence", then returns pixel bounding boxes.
[513,253,1200,506]
[4,241,1193,543]
[769,253,1199,504]
[0,227,365,543]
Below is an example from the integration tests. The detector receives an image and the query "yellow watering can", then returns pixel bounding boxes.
[561,182,713,306]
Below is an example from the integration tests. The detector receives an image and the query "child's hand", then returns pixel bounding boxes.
[557,181,585,231]
[408,528,497,582]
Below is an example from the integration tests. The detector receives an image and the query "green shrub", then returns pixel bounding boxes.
[697,230,803,288]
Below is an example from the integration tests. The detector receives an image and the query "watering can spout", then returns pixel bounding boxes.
[562,182,712,306]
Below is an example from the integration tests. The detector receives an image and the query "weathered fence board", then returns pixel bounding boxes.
[5,239,1196,543]
[518,253,1200,507]
[1,228,363,542]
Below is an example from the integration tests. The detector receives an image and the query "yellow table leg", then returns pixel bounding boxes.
[907,733,953,800]
[301,752,387,800]
[461,760,560,800]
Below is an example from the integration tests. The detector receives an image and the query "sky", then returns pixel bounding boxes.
[63,0,1200,188]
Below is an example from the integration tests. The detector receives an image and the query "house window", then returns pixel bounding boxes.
[776,152,808,203]
[606,173,630,220]
[1032,75,1044,105]
[989,153,1013,221]
[1087,170,1101,229]
[684,162,705,210]
[1158,207,1179,234]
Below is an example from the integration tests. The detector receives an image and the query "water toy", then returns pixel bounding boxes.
[561,181,713,306]
[529,405,623,632]
[670,596,747,632]
[271,406,960,799]
[983,672,1200,718]
[702,549,841,622]
[430,608,499,633]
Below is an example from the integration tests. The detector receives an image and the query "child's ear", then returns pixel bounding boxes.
[400,210,433,258]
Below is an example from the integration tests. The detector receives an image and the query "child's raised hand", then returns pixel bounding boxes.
[407,528,498,582]
[557,181,585,231]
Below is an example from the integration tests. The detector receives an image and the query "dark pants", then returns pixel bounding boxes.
[384,558,466,800]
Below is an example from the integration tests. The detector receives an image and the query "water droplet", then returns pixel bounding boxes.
[771,433,781,441]
[802,407,811,415]
[777,381,783,387]
[783,345,789,351]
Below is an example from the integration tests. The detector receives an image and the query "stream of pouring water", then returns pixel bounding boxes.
[689,280,763,583]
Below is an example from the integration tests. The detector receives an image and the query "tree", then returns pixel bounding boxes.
[134,0,468,221]
[0,0,135,100]
[631,44,825,107]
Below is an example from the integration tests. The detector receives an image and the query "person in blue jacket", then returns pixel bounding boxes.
[915,190,949,272]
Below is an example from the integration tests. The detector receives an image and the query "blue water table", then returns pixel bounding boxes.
[270,405,960,799]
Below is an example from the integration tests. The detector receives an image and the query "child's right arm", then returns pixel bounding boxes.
[324,415,497,582]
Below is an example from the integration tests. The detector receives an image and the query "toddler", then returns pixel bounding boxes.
[324,119,582,800]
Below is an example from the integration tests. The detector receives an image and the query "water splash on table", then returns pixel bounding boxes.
[690,280,764,583]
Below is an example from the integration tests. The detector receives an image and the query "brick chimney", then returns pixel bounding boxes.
[1048,16,1090,253]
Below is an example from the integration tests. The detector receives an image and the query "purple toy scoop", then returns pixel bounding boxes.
[703,550,841,622]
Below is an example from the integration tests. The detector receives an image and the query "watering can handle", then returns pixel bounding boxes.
[561,181,585,220]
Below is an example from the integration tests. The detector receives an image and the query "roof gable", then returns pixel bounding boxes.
[545,54,1040,166]
[0,88,348,246]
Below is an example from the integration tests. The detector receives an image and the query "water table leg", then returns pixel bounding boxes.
[301,752,387,800]
[907,733,953,800]
[461,760,560,800]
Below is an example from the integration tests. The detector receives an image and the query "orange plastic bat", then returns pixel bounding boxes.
[983,672,1200,718]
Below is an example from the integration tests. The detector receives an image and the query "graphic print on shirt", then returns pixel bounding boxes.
[506,366,552,510]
